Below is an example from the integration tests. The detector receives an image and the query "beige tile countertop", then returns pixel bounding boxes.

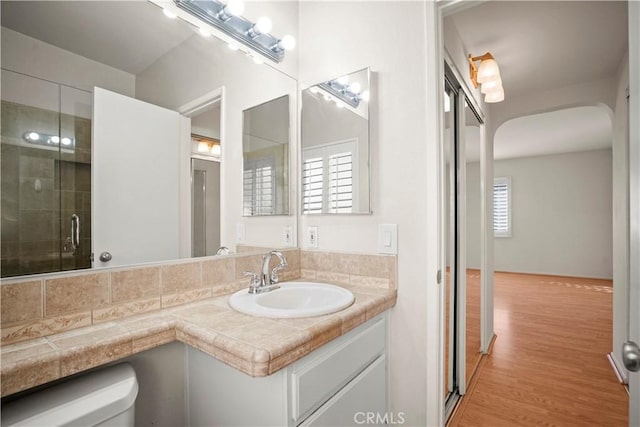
[0,284,396,397]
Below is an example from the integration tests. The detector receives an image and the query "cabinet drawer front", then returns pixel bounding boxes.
[300,355,387,427]
[291,316,386,422]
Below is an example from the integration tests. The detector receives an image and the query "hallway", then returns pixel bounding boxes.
[450,272,628,426]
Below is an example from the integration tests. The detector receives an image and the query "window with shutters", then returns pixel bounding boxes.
[493,176,511,237]
[302,139,358,214]
[243,157,275,216]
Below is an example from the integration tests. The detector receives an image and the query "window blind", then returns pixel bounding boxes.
[493,177,511,237]
[243,158,275,216]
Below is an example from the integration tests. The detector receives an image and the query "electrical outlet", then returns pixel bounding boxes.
[283,226,293,246]
[307,226,318,248]
[236,223,245,243]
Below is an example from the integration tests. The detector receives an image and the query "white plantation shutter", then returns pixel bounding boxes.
[302,139,357,214]
[328,152,353,213]
[302,156,324,213]
[243,158,275,216]
[493,177,511,237]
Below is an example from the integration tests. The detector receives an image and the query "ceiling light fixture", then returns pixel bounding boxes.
[172,0,295,63]
[469,52,505,103]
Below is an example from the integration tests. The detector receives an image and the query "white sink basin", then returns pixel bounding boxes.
[229,282,354,318]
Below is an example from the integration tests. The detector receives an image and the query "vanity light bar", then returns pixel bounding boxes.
[173,0,287,63]
[318,80,362,109]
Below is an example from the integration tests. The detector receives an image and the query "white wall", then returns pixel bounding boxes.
[493,149,613,279]
[1,27,135,96]
[298,2,431,425]
[611,53,630,378]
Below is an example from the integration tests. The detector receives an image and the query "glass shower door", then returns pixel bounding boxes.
[1,69,92,277]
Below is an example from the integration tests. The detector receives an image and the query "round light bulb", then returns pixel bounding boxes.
[255,16,272,34]
[28,132,40,141]
[360,90,370,102]
[228,43,239,51]
[50,136,60,143]
[163,8,177,19]
[225,0,244,16]
[337,75,349,85]
[199,27,211,37]
[61,137,72,146]
[348,82,361,94]
[211,144,221,156]
[279,35,296,51]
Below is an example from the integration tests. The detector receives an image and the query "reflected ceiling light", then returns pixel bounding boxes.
[228,43,239,51]
[198,27,211,37]
[318,76,366,108]
[469,52,505,103]
[193,135,221,158]
[252,55,264,65]
[173,0,295,63]
[23,131,75,148]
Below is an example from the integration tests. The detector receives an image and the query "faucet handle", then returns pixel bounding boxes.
[243,271,260,287]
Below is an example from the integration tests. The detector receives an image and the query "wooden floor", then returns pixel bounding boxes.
[449,272,628,427]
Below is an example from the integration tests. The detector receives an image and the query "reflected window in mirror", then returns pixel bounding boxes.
[301,67,371,215]
[242,95,290,216]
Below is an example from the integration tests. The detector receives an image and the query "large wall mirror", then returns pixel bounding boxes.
[301,67,371,214]
[0,0,297,277]
[242,95,290,216]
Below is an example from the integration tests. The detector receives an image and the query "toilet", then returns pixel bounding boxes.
[1,363,138,427]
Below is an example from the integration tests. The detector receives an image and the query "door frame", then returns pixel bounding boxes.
[178,86,225,259]
[628,2,639,425]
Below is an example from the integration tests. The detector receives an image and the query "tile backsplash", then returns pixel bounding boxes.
[0,249,396,345]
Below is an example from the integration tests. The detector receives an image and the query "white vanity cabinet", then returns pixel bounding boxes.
[186,314,388,427]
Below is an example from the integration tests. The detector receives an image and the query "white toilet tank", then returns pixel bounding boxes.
[1,363,138,427]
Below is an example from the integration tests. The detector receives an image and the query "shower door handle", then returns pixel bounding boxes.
[71,214,80,250]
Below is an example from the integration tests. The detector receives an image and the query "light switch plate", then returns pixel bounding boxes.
[236,223,245,243]
[378,224,398,254]
[307,226,318,248]
[283,226,293,246]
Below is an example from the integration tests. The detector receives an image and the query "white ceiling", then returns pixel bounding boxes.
[446,1,627,160]
[494,106,612,160]
[1,1,197,75]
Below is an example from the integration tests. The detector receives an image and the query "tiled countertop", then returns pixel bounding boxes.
[0,284,396,397]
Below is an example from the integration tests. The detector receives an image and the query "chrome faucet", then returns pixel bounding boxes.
[243,250,288,294]
[262,250,288,288]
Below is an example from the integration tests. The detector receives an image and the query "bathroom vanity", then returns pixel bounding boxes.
[187,314,387,426]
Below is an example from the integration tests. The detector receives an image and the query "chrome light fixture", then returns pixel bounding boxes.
[317,76,367,109]
[469,52,504,103]
[170,0,295,63]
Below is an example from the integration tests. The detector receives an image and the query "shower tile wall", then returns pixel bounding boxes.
[1,100,92,277]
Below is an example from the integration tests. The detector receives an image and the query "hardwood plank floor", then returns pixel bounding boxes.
[449,272,628,427]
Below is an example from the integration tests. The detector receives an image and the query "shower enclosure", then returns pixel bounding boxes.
[1,69,92,277]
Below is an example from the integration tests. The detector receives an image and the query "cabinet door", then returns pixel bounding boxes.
[300,355,387,427]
